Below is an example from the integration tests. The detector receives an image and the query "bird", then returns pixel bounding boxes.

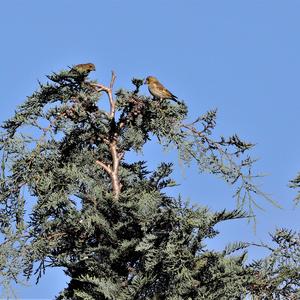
[69,63,96,78]
[144,76,179,103]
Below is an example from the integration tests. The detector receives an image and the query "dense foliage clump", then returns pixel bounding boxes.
[0,68,299,299]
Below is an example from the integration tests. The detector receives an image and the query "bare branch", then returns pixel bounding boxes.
[96,160,111,174]
[109,71,116,90]
[109,141,122,199]
[91,72,122,199]
[91,71,116,118]
[95,138,123,200]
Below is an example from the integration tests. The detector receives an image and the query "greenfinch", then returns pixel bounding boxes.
[69,63,96,77]
[145,76,179,103]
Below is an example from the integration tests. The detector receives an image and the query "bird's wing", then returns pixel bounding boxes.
[155,81,166,90]
[155,82,174,98]
[163,87,177,99]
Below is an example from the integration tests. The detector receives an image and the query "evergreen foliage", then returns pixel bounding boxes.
[290,174,300,203]
[0,68,299,299]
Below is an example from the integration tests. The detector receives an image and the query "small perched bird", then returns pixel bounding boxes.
[69,63,96,77]
[145,76,179,103]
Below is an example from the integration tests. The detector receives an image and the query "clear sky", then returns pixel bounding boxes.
[1,1,300,299]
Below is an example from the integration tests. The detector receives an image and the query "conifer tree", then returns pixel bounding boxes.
[290,173,300,203]
[0,67,299,299]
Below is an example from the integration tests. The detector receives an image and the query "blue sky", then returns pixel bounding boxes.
[1,0,300,298]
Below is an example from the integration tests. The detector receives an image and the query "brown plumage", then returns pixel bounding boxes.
[145,76,179,103]
[69,63,96,77]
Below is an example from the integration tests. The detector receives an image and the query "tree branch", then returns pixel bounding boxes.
[92,72,123,199]
[109,141,122,200]
[95,160,111,174]
[91,71,116,118]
